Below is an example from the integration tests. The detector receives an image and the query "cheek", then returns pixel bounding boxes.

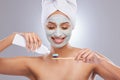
[45,29,55,36]
[62,29,73,36]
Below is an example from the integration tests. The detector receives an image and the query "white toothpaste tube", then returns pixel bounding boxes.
[12,34,50,55]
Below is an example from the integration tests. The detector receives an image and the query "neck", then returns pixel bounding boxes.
[50,44,73,57]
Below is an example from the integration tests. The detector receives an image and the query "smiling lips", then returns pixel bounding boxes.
[51,36,65,44]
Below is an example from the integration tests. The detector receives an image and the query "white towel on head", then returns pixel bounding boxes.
[41,0,77,28]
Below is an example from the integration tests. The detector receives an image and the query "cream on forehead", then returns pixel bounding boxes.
[46,14,72,25]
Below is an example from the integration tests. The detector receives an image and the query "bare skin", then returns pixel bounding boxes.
[0,42,120,80]
[26,46,96,80]
[0,33,15,52]
[0,41,96,80]
[0,32,41,52]
[0,32,120,80]
[0,11,120,80]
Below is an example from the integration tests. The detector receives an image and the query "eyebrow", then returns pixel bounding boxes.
[61,22,69,24]
[60,22,70,26]
[48,22,56,25]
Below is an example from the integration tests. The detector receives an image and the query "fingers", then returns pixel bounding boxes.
[75,48,97,63]
[32,34,37,50]
[32,33,42,51]
[86,52,95,63]
[75,48,89,61]
[21,32,42,51]
[21,33,30,50]
[36,34,42,49]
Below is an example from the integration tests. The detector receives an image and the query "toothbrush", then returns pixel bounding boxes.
[52,54,75,60]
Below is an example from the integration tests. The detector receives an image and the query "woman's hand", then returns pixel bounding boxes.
[75,48,120,80]
[20,32,42,51]
[75,48,105,64]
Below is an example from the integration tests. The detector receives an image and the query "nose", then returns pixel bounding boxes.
[54,28,62,37]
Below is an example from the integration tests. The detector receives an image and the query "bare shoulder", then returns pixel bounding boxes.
[71,47,82,52]
[23,56,43,63]
[0,56,43,76]
[72,47,96,67]
[72,46,82,50]
[72,47,92,51]
[24,55,48,66]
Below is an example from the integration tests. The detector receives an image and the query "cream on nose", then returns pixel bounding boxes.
[54,28,62,37]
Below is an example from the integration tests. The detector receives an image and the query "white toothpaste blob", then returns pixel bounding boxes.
[52,54,59,58]
[45,14,73,48]
[12,34,50,55]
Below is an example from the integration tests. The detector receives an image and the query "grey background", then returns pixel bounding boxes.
[0,0,120,80]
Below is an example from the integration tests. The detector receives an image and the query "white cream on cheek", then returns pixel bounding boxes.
[45,14,73,48]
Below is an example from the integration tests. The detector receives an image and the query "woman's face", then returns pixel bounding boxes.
[45,14,73,48]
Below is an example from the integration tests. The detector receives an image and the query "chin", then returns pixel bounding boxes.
[51,43,68,48]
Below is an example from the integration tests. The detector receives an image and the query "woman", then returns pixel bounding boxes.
[0,0,120,80]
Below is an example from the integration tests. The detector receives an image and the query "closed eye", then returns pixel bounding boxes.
[46,22,56,30]
[60,22,70,30]
[62,27,68,30]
